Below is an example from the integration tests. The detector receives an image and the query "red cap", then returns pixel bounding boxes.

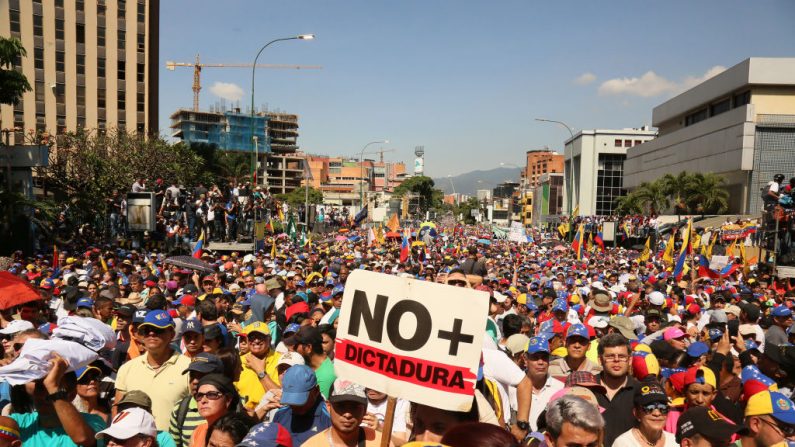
[144,280,156,288]
[285,301,310,322]
[175,294,195,307]
[686,303,701,315]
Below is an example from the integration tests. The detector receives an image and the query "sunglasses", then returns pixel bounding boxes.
[195,391,226,401]
[137,326,168,336]
[447,280,468,287]
[640,403,670,414]
[78,373,100,384]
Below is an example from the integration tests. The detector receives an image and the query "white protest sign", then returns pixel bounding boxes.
[709,255,730,271]
[334,270,489,412]
[508,221,526,243]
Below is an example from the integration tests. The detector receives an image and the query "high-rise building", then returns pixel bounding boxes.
[624,58,795,214]
[1,0,160,144]
[523,149,564,188]
[564,128,657,215]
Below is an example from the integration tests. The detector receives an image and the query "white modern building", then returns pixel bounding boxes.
[564,128,657,215]
[624,58,795,214]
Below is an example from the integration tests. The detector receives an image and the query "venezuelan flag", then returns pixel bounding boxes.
[673,219,692,281]
[192,229,205,259]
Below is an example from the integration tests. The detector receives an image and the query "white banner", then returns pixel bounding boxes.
[334,270,489,411]
[508,221,526,243]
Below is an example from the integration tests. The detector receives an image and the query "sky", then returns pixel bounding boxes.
[158,0,795,178]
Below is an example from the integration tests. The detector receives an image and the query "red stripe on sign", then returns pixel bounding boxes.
[336,339,476,395]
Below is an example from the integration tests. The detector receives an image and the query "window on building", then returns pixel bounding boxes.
[137,2,145,22]
[54,18,64,39]
[98,89,106,108]
[633,140,641,146]
[137,33,145,52]
[137,63,145,83]
[75,0,84,11]
[97,0,105,14]
[76,54,85,76]
[98,26,106,46]
[614,139,622,147]
[710,98,731,117]
[118,0,126,14]
[118,30,125,50]
[118,94,126,111]
[76,23,85,44]
[685,108,708,126]
[137,92,144,112]
[733,91,751,108]
[624,139,632,147]
[77,86,85,106]
[56,51,65,72]
[33,14,43,36]
[596,153,626,216]
[34,47,44,70]
[98,58,106,77]
[118,61,126,79]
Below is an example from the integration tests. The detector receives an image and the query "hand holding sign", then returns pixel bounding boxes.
[334,270,489,412]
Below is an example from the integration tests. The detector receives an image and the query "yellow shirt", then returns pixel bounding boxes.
[303,427,382,447]
[235,350,281,408]
[115,351,191,430]
[586,339,600,365]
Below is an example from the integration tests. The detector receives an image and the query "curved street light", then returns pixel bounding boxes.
[535,117,576,214]
[359,140,388,208]
[250,34,315,184]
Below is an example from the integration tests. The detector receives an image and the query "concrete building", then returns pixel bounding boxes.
[1,0,160,143]
[303,155,406,206]
[523,149,564,188]
[533,173,564,225]
[624,58,795,214]
[564,128,657,215]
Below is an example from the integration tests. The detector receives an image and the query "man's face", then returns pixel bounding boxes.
[95,302,114,320]
[137,325,173,353]
[646,317,661,333]
[19,305,39,323]
[600,346,630,379]
[685,383,716,408]
[203,280,215,293]
[775,315,793,330]
[566,336,589,360]
[183,332,204,355]
[751,415,793,447]
[330,400,366,434]
[525,352,550,382]
[545,422,600,447]
[247,332,270,357]
[412,405,461,442]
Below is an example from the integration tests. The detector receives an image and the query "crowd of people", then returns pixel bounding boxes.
[3,212,795,447]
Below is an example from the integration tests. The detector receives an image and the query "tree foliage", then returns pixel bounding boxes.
[615,171,729,215]
[276,186,323,207]
[393,176,443,213]
[0,37,31,107]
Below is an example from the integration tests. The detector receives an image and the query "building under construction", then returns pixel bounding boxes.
[170,106,304,194]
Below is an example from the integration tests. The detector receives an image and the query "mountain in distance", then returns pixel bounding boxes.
[433,167,522,196]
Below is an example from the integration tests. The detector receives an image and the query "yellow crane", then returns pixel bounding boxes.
[166,54,322,111]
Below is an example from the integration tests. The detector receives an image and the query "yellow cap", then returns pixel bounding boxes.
[243,321,271,336]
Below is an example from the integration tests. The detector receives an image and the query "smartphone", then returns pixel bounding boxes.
[728,319,739,338]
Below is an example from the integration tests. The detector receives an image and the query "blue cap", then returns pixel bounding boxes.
[280,365,317,406]
[741,365,774,385]
[526,336,550,355]
[296,280,306,287]
[76,297,94,309]
[708,328,724,341]
[745,339,760,351]
[772,306,793,318]
[75,365,101,382]
[565,323,589,340]
[687,341,709,358]
[295,291,308,302]
[182,319,202,334]
[551,298,569,313]
[140,310,174,329]
[332,285,345,297]
[525,301,538,312]
[284,323,301,335]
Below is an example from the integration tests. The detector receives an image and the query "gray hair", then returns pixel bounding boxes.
[545,395,605,439]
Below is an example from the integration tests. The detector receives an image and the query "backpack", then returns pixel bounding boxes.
[761,182,775,201]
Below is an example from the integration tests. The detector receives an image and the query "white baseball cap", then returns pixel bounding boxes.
[648,291,666,306]
[0,319,34,335]
[96,408,157,440]
[277,351,306,368]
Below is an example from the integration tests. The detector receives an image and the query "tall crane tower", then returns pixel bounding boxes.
[166,54,322,111]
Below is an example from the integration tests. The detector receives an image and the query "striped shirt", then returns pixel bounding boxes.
[168,397,203,447]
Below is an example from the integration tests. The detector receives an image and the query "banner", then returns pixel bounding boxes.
[721,223,757,241]
[508,222,526,243]
[334,270,489,411]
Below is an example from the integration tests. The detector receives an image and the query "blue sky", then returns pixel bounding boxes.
[159,0,795,177]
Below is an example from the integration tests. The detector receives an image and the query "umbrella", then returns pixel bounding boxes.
[0,271,42,310]
[338,228,350,234]
[476,238,492,246]
[420,221,436,228]
[335,235,348,242]
[553,245,567,251]
[164,256,215,274]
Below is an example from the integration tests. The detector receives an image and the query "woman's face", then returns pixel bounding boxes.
[196,384,230,419]
[207,430,236,447]
[77,371,101,399]
[412,405,461,442]
[635,403,668,433]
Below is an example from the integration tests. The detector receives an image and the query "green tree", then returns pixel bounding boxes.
[614,192,644,215]
[275,186,323,207]
[661,171,691,219]
[215,151,251,185]
[684,172,729,215]
[634,180,671,215]
[393,176,439,213]
[455,196,482,224]
[0,37,31,107]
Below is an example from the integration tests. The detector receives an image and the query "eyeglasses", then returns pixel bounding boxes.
[137,326,168,336]
[602,354,630,362]
[195,391,225,401]
[759,416,795,438]
[447,280,468,287]
[640,403,670,414]
[247,335,269,345]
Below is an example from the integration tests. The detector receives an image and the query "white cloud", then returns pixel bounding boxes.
[209,82,244,101]
[597,65,727,98]
[574,72,597,85]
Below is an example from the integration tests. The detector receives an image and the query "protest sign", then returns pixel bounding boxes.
[508,221,526,243]
[335,270,489,412]
[709,255,730,271]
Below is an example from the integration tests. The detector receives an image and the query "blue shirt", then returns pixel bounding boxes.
[157,431,176,447]
[272,398,331,446]
[11,411,107,447]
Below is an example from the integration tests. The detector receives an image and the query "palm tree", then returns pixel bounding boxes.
[215,152,251,184]
[614,192,643,215]
[661,172,691,220]
[634,180,670,215]
[685,172,729,215]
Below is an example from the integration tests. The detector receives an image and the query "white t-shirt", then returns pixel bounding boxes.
[482,346,526,423]
[366,397,409,435]
[612,428,677,447]
[528,376,564,432]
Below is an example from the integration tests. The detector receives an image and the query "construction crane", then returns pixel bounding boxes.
[166,54,322,111]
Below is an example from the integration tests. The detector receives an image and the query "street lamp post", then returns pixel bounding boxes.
[250,34,314,186]
[535,117,576,214]
[359,140,388,210]
[446,175,456,204]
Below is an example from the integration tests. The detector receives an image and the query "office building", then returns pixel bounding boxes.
[564,128,657,215]
[303,155,406,206]
[523,149,564,188]
[1,0,160,144]
[624,58,795,213]
[533,173,564,225]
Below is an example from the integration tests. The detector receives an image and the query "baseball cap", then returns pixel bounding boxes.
[182,352,225,375]
[116,304,137,317]
[551,298,568,313]
[277,351,305,368]
[132,309,148,324]
[505,334,530,356]
[203,324,223,341]
[525,336,550,355]
[328,378,367,405]
[663,327,686,341]
[283,323,301,336]
[173,294,196,307]
[634,383,668,407]
[683,366,717,389]
[75,365,102,382]
[0,319,35,335]
[182,319,202,335]
[745,391,795,424]
[76,297,94,309]
[676,406,746,444]
[114,390,152,409]
[243,321,270,337]
[565,371,607,395]
[709,310,728,325]
[566,323,589,340]
[280,365,318,406]
[139,310,174,329]
[236,422,292,447]
[632,350,660,380]
[96,408,157,440]
[293,326,322,347]
[772,306,793,318]
[648,291,666,306]
[608,316,637,340]
[739,302,761,322]
[686,342,709,358]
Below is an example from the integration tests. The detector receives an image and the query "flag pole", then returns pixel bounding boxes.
[379,397,397,447]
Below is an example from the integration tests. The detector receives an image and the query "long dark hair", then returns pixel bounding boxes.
[441,422,519,447]
[205,412,257,446]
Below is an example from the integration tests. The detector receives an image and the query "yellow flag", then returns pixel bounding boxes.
[271,239,277,258]
[663,233,675,264]
[692,233,702,253]
[100,255,109,272]
[571,205,579,218]
[557,222,570,237]
[587,232,595,252]
[706,233,717,258]
[640,237,651,262]
[386,213,400,232]
[728,238,737,257]
[739,242,747,265]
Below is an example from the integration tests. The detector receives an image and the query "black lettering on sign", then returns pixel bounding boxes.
[348,290,388,342]
[386,300,432,351]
